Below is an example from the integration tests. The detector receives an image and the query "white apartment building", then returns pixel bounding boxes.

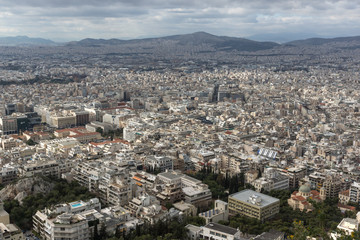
[350,182,360,204]
[73,159,132,206]
[145,156,173,172]
[252,168,289,192]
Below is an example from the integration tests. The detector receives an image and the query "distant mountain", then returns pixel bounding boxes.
[67,38,126,47]
[3,33,360,51]
[249,32,322,43]
[0,36,56,46]
[286,36,360,46]
[67,32,280,52]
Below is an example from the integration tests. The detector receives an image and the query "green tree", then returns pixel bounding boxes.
[291,221,309,240]
[26,139,36,145]
[96,127,104,135]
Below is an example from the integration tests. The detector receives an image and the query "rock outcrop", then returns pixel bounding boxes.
[0,176,55,204]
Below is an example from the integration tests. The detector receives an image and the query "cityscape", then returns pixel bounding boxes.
[1,1,360,240]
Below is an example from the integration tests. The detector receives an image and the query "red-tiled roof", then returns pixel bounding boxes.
[55,127,85,133]
[338,203,356,211]
[339,189,350,196]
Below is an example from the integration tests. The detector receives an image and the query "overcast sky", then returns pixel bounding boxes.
[0,0,359,41]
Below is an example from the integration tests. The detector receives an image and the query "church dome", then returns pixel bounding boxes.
[299,184,311,193]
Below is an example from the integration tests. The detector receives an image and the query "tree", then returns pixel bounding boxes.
[165,202,173,210]
[291,221,309,240]
[26,139,36,146]
[4,177,95,231]
[96,127,103,135]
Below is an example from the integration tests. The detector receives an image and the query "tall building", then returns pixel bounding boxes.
[154,171,212,209]
[33,198,101,240]
[322,175,343,199]
[5,103,16,115]
[0,116,18,135]
[280,166,307,190]
[350,182,360,204]
[74,111,90,126]
[73,159,132,206]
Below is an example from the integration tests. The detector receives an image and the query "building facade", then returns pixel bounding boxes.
[228,190,280,221]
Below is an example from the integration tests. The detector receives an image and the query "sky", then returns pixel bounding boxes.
[0,0,360,42]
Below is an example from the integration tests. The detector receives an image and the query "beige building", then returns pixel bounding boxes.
[322,175,342,199]
[52,115,76,129]
[245,169,259,184]
[173,201,197,216]
[0,201,24,240]
[0,137,21,150]
[0,116,18,135]
[0,201,10,225]
[54,127,101,143]
[228,190,279,221]
[0,223,25,240]
[339,189,351,205]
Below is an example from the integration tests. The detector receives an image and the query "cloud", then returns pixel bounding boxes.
[0,0,359,40]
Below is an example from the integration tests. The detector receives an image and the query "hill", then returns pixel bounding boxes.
[0,36,56,46]
[67,31,280,52]
[286,35,360,46]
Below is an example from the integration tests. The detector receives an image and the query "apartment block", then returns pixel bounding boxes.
[280,166,307,190]
[73,159,132,206]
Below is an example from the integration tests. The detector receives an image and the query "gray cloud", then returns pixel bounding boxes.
[0,0,359,41]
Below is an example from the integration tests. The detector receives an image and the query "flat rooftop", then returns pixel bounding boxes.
[229,189,279,208]
[339,218,358,230]
[158,171,182,180]
[204,222,238,235]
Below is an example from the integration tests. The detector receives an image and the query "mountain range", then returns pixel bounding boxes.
[1,32,360,51]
